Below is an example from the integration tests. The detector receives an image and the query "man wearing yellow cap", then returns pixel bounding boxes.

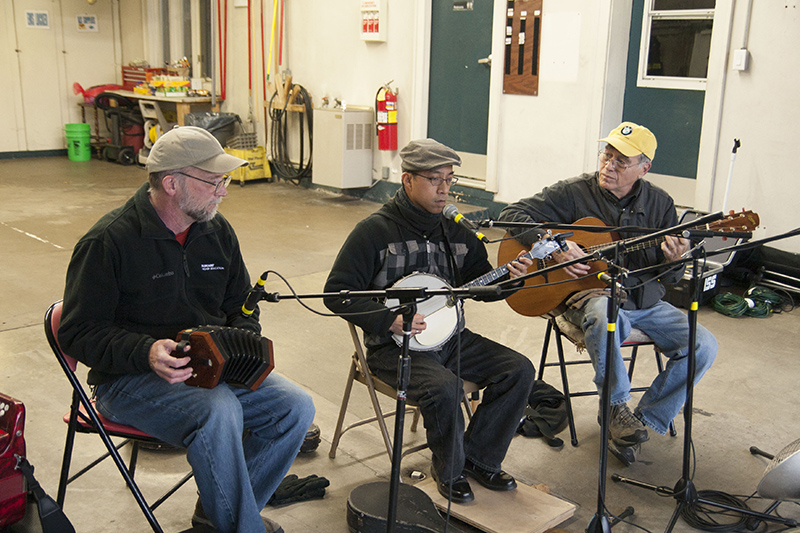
[499,122,717,464]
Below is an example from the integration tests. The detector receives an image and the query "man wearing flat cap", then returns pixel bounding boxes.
[325,138,535,503]
[500,122,717,465]
[59,126,315,532]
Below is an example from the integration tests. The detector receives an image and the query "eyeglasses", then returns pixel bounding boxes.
[598,151,638,171]
[412,173,459,187]
[174,172,232,194]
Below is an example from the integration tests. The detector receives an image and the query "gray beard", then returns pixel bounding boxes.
[178,194,218,223]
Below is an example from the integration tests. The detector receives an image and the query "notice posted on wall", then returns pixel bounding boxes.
[25,10,50,29]
[77,15,98,32]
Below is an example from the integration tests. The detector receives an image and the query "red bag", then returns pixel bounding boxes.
[72,82,123,105]
[0,392,26,528]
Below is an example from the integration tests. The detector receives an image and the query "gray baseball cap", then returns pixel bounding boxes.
[146,126,248,174]
[400,138,461,172]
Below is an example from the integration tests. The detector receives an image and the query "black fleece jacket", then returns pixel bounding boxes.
[59,183,259,385]
[323,189,500,350]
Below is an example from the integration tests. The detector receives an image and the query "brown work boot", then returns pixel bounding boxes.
[599,402,649,447]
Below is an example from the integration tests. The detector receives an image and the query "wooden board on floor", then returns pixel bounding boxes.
[414,477,576,533]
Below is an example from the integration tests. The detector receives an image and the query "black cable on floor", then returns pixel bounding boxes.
[679,490,753,531]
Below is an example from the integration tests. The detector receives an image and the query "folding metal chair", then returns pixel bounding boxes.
[539,314,677,447]
[44,300,193,533]
[329,321,479,462]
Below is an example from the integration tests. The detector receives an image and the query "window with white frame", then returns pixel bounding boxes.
[637,0,715,91]
[148,0,212,79]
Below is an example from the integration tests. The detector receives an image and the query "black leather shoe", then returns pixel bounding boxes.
[463,460,517,491]
[431,469,474,503]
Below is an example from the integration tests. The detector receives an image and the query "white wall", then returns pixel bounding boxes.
[4,0,799,254]
[697,1,800,253]
[0,0,119,151]
[493,2,608,205]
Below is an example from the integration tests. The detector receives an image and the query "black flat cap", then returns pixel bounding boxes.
[400,138,462,172]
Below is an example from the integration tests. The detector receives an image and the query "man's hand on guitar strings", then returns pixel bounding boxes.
[662,234,690,262]
[552,240,592,279]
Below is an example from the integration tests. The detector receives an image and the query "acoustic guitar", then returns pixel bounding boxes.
[496,211,760,317]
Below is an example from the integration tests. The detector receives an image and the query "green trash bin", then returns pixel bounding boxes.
[65,123,92,161]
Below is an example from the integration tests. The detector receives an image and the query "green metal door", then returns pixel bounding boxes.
[427,1,493,155]
[622,0,707,179]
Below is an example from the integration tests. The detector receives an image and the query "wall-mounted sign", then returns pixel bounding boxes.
[77,15,98,32]
[25,10,50,29]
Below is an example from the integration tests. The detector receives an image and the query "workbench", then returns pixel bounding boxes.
[105,90,222,126]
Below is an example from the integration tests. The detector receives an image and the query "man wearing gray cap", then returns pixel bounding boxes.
[325,138,535,503]
[499,122,716,465]
[59,126,315,532]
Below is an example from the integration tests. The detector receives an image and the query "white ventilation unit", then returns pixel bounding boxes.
[313,106,374,189]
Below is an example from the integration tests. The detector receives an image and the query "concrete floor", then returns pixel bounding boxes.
[1,156,798,533]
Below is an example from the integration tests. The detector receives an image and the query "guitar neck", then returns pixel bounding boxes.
[464,263,512,289]
[463,246,541,288]
[584,235,665,256]
[463,238,561,289]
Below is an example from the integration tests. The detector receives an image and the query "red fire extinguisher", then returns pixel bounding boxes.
[376,83,397,151]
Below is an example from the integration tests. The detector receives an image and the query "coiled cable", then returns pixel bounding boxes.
[267,84,313,184]
[712,285,794,318]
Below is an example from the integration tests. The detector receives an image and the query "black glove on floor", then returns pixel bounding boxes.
[267,474,330,506]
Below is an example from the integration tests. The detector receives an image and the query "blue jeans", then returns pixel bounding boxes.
[96,372,315,533]
[564,298,717,435]
[368,329,535,481]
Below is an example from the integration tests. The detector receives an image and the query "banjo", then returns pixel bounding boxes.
[386,236,563,351]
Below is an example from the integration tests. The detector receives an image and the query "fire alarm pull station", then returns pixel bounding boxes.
[361,0,387,42]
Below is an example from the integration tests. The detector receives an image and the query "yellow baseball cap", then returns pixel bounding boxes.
[599,122,657,161]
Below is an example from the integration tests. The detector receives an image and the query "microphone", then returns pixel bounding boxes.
[242,273,268,316]
[443,204,490,244]
[597,272,623,289]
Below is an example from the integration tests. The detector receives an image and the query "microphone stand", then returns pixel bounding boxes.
[489,213,744,532]
[386,291,420,532]
[608,228,800,532]
[587,243,624,533]
[489,221,652,531]
[608,243,703,532]
[247,282,484,532]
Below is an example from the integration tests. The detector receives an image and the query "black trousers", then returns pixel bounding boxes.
[368,328,535,482]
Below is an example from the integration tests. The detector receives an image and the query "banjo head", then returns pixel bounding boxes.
[386,272,461,352]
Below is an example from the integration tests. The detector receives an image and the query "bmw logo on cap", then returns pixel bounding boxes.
[621,125,633,136]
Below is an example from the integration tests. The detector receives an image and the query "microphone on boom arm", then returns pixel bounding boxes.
[443,204,490,244]
[242,273,269,317]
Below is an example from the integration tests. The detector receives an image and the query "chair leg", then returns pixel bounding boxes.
[129,440,140,478]
[69,385,163,532]
[410,407,421,431]
[149,471,195,511]
[553,325,579,447]
[627,346,639,380]
[57,403,80,507]
[363,372,396,461]
[537,319,554,381]
[329,359,359,459]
